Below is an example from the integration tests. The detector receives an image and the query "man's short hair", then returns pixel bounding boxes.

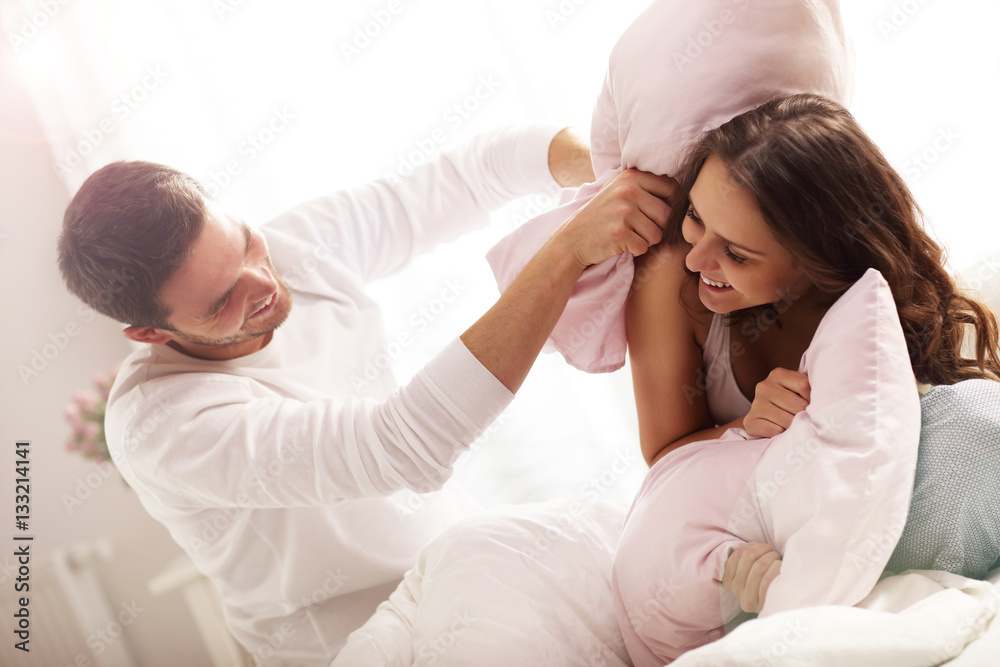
[58,161,208,328]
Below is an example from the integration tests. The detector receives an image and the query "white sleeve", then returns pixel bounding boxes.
[114,339,513,507]
[263,121,562,284]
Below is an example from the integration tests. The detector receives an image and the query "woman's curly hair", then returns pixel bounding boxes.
[664,94,999,385]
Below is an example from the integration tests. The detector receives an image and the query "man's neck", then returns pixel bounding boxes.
[166,331,274,361]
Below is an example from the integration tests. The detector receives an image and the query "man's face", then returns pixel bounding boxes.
[156,208,292,358]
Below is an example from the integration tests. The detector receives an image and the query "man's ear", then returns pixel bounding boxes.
[123,326,173,345]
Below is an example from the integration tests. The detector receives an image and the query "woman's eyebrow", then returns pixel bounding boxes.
[202,223,252,319]
[688,202,766,257]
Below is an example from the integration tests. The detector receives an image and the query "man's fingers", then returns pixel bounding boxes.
[627,212,665,249]
[634,189,672,229]
[622,168,679,203]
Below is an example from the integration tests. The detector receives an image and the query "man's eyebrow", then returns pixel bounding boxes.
[202,222,252,319]
[688,202,766,257]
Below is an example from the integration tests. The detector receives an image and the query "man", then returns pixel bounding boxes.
[58,121,673,664]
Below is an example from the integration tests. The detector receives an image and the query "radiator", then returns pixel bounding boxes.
[0,540,138,666]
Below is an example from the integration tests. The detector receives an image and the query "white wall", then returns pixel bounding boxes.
[0,28,213,666]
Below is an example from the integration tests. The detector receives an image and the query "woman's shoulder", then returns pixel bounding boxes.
[632,241,714,344]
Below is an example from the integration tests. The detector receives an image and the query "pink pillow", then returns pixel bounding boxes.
[611,269,922,665]
[486,0,854,373]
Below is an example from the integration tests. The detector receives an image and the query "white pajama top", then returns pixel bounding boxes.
[104,122,561,665]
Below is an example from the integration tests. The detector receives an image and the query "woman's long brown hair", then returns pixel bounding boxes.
[664,94,999,385]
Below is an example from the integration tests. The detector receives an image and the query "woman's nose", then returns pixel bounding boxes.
[685,237,714,274]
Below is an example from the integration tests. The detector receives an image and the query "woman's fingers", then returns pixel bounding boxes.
[744,368,811,437]
[757,557,783,611]
[743,414,785,438]
[769,367,810,402]
[723,542,783,614]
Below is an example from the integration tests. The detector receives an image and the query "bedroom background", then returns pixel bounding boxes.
[0,0,996,664]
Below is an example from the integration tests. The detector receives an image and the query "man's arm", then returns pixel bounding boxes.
[547,127,595,188]
[462,168,676,393]
[267,123,573,286]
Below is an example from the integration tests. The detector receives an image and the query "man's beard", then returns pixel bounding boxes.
[171,273,294,348]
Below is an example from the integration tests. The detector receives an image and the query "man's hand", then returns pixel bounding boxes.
[722,542,782,614]
[744,368,810,438]
[551,168,676,269]
[548,127,596,188]
[460,167,672,394]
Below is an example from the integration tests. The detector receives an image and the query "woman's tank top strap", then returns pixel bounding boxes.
[701,313,753,427]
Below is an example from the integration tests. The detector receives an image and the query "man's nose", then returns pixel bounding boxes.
[248,263,276,297]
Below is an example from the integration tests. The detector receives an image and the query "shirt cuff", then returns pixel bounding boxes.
[421,337,515,432]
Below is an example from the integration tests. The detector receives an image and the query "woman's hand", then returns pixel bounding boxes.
[743,368,810,438]
[722,542,782,614]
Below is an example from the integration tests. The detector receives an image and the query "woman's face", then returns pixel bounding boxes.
[681,155,813,314]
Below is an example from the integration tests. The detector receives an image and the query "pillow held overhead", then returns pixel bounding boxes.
[487,0,855,373]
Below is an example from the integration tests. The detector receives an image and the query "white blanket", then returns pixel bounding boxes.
[332,500,631,666]
[673,569,1000,666]
[332,500,1000,666]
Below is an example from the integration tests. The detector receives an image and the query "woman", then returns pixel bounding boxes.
[624,92,1000,635]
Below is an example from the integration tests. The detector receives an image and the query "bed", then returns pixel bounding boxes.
[332,252,1000,666]
[331,499,1000,666]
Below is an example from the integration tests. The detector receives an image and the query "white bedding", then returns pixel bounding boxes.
[332,500,631,666]
[672,569,1000,666]
[333,500,1000,666]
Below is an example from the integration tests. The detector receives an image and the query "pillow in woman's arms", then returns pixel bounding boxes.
[612,268,922,666]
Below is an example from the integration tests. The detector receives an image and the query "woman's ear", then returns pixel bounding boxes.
[123,326,173,345]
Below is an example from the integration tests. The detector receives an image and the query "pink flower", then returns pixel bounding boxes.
[64,402,83,427]
[80,421,100,443]
[93,371,115,400]
[74,390,99,414]
[93,364,121,400]
[65,363,120,468]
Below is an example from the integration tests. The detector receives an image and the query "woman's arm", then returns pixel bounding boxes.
[626,241,722,466]
[649,415,746,465]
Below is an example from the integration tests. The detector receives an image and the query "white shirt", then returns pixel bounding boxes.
[104,122,561,665]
